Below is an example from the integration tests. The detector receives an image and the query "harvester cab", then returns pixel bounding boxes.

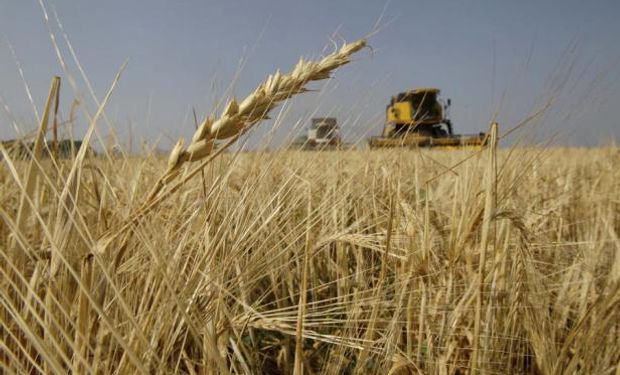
[370,88,487,148]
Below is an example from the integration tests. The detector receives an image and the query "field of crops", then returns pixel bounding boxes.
[1,142,619,374]
[1,24,619,374]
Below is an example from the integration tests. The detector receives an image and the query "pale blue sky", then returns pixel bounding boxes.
[1,1,619,148]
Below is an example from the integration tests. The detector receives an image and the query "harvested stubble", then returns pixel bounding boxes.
[2,143,619,374]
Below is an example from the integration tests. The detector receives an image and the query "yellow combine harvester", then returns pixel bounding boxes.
[369,88,488,148]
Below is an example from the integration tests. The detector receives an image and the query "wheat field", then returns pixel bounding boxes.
[1,139,619,374]
[1,32,619,375]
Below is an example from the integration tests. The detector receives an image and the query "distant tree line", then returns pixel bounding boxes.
[0,139,95,159]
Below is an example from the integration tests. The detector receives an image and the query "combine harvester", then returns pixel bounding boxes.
[292,117,349,150]
[369,88,488,149]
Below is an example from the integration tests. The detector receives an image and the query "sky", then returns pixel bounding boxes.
[0,0,619,150]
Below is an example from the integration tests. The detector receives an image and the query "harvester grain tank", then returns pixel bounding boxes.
[369,88,487,148]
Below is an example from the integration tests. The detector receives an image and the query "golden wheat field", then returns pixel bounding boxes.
[1,140,620,374]
[0,29,619,375]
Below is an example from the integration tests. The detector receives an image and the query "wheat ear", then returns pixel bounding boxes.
[146,39,367,200]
